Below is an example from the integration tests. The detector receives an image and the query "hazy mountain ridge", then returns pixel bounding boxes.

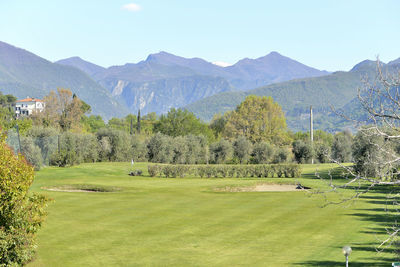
[55,57,106,76]
[0,41,128,119]
[57,50,330,115]
[2,39,393,132]
[186,60,393,132]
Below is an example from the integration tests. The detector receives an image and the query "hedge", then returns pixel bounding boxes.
[148,164,302,178]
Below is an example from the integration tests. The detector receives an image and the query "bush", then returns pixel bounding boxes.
[0,132,49,266]
[351,129,397,177]
[148,165,160,177]
[272,147,291,164]
[251,142,274,164]
[76,133,99,163]
[185,135,208,164]
[20,137,43,170]
[49,132,81,167]
[147,164,302,179]
[147,133,174,163]
[315,142,331,164]
[209,139,233,164]
[27,126,59,165]
[172,136,188,164]
[332,131,353,163]
[97,128,131,162]
[233,136,252,164]
[130,136,147,162]
[292,140,313,164]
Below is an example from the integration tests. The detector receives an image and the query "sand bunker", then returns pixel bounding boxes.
[41,184,120,193]
[43,188,98,193]
[216,184,309,192]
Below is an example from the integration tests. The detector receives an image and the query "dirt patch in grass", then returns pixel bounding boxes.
[215,183,310,192]
[42,184,121,193]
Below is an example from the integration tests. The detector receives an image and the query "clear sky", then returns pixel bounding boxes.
[0,0,399,71]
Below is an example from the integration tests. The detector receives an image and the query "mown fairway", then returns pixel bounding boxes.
[28,163,397,266]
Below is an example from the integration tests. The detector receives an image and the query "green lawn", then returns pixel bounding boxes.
[28,163,397,266]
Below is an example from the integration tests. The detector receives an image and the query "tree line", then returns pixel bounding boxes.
[1,89,370,170]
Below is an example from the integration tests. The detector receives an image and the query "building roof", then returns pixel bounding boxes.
[16,97,44,103]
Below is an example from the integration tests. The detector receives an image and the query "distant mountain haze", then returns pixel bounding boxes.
[55,57,106,76]
[186,59,394,132]
[0,41,128,119]
[56,50,330,115]
[1,40,396,132]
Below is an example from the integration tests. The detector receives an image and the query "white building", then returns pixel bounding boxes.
[14,97,45,118]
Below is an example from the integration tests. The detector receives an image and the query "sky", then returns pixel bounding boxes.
[0,0,399,71]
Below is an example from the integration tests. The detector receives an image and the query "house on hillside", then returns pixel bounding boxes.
[14,97,45,118]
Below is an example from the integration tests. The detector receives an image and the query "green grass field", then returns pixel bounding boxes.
[28,163,398,266]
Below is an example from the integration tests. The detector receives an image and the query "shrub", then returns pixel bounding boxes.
[130,136,147,162]
[20,137,43,170]
[332,131,353,163]
[276,165,284,178]
[272,147,291,163]
[147,163,302,179]
[0,132,49,266]
[233,136,252,164]
[185,135,208,164]
[209,139,233,164]
[172,136,188,164]
[148,165,160,177]
[97,128,131,162]
[315,142,331,164]
[196,166,208,178]
[251,142,274,164]
[352,130,390,177]
[49,132,80,167]
[292,140,313,164]
[76,133,99,163]
[27,126,59,165]
[147,133,174,163]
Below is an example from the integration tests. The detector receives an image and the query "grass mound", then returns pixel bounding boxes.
[42,184,121,193]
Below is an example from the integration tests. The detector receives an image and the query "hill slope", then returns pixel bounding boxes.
[0,41,128,119]
[186,60,382,132]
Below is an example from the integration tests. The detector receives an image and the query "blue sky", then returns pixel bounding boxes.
[0,0,399,71]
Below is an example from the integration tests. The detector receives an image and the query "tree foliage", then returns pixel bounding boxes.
[0,132,49,266]
[34,89,88,131]
[223,95,290,144]
[154,108,214,142]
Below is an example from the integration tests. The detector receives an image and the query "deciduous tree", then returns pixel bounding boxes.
[223,95,290,144]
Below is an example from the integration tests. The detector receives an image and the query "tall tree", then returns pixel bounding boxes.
[34,89,88,131]
[137,109,141,134]
[154,108,214,142]
[223,95,290,144]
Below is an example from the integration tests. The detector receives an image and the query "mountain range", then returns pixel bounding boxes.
[55,51,329,115]
[1,40,398,132]
[187,59,400,131]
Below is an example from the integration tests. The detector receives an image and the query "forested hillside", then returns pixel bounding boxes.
[187,60,394,132]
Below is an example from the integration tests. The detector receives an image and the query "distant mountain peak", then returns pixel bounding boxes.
[56,56,105,76]
[266,51,282,56]
[145,51,175,61]
[350,60,382,72]
[388,58,400,65]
